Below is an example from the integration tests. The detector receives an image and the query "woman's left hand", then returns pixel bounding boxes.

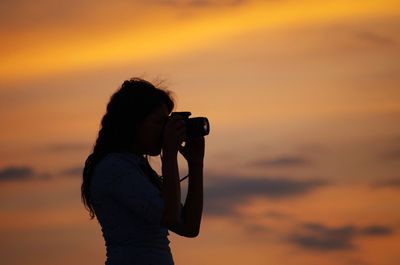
[179,136,205,166]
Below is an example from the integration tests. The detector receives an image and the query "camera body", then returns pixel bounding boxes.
[170,112,210,139]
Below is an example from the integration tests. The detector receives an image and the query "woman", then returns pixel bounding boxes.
[81,78,204,265]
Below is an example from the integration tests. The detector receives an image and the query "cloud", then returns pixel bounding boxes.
[289,223,356,251]
[60,166,83,177]
[371,178,400,189]
[250,155,312,168]
[204,176,327,216]
[288,223,394,251]
[0,164,82,183]
[381,148,400,161]
[0,166,35,182]
[361,225,393,236]
[353,30,397,46]
[377,135,400,162]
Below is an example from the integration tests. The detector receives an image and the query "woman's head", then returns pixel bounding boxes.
[100,78,174,154]
[82,78,174,219]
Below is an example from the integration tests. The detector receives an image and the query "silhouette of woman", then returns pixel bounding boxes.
[81,78,204,265]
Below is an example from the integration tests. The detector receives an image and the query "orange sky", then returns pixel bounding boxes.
[1,0,399,82]
[1,1,400,265]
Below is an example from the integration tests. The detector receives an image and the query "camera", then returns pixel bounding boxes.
[170,112,210,139]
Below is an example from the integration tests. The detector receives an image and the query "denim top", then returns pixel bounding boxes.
[90,152,174,265]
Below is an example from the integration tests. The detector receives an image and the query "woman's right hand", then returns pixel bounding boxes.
[162,115,186,155]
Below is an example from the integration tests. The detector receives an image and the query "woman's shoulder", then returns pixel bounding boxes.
[94,152,143,176]
[103,152,141,164]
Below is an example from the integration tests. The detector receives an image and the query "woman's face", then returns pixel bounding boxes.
[133,104,169,156]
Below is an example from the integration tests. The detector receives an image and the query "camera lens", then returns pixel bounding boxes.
[202,118,209,135]
[204,124,208,132]
[170,112,210,138]
[188,117,210,138]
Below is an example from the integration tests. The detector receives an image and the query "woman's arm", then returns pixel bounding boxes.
[160,150,182,227]
[160,115,185,227]
[179,162,203,237]
[170,137,204,237]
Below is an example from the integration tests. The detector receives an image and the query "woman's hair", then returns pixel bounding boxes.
[81,78,174,219]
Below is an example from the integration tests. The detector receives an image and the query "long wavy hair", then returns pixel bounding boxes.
[81,78,174,219]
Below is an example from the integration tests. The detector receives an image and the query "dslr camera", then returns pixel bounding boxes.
[170,112,210,139]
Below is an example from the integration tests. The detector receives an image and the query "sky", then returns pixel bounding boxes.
[0,0,400,264]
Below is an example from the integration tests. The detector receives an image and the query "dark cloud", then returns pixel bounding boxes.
[361,225,393,236]
[250,155,312,168]
[205,176,327,216]
[354,30,397,46]
[371,178,400,189]
[382,148,400,161]
[288,223,394,251]
[60,166,83,177]
[0,166,35,182]
[289,223,356,251]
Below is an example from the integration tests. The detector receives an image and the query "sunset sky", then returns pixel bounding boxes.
[1,0,400,264]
